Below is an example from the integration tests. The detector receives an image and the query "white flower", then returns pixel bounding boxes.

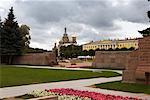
[28,90,91,100]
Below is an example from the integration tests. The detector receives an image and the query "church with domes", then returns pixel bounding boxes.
[58,27,77,46]
[53,27,77,57]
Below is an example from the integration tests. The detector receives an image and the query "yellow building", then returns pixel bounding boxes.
[117,40,138,49]
[82,39,138,51]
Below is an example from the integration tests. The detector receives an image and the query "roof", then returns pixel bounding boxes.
[82,39,138,46]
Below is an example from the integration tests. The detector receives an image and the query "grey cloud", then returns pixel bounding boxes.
[7,0,149,50]
[31,29,50,44]
[15,0,148,29]
[117,0,149,23]
[15,0,79,24]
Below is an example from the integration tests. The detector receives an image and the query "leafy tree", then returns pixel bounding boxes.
[95,48,100,51]
[115,48,120,51]
[88,49,95,56]
[138,27,150,37]
[0,17,4,55]
[128,47,135,50]
[107,48,114,51]
[1,7,23,64]
[121,47,128,51]
[82,50,88,56]
[59,45,82,58]
[100,49,105,51]
[148,1,150,20]
[19,24,31,53]
[26,47,48,53]
[148,11,150,21]
[0,17,2,27]
[0,17,3,36]
[138,0,150,37]
[19,25,30,47]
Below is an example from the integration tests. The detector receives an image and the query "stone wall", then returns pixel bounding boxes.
[12,52,57,66]
[122,50,139,83]
[123,36,150,84]
[92,51,131,69]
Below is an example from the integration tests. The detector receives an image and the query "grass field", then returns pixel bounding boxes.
[95,81,150,94]
[0,65,121,87]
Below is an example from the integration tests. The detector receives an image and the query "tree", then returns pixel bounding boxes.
[95,48,100,51]
[19,24,31,53]
[0,17,3,35]
[0,17,4,56]
[82,50,88,56]
[107,48,114,51]
[59,45,82,58]
[128,47,135,50]
[0,17,1,32]
[1,7,23,64]
[88,49,95,56]
[115,48,120,51]
[148,11,150,21]
[138,0,150,37]
[138,28,150,37]
[147,0,150,19]
[120,47,128,51]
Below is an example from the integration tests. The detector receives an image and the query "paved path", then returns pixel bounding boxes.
[14,65,123,74]
[0,66,149,99]
[0,77,122,98]
[0,76,149,99]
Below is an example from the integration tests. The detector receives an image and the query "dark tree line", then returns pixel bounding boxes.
[59,45,97,59]
[59,45,82,58]
[59,45,135,59]
[0,7,31,64]
[27,47,49,53]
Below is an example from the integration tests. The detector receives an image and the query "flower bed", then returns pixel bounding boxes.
[46,88,140,100]
[28,88,140,100]
[28,90,90,100]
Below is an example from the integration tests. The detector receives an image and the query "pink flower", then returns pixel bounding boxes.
[45,88,140,100]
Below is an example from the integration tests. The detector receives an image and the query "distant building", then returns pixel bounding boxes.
[58,27,77,47]
[53,27,77,57]
[82,39,138,51]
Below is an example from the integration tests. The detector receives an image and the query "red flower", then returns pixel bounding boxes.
[46,88,140,100]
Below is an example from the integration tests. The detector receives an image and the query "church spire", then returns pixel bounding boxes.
[62,27,69,43]
[64,27,67,34]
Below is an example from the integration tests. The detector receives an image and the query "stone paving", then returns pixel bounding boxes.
[0,66,149,99]
[0,76,121,99]
[13,65,123,74]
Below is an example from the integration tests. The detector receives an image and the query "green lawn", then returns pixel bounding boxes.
[0,65,121,87]
[95,81,150,94]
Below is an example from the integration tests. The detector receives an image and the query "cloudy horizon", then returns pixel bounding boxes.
[0,0,149,50]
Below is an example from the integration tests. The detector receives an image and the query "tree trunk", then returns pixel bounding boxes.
[8,55,13,64]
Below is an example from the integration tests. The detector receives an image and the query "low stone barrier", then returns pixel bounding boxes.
[92,51,131,69]
[12,52,57,66]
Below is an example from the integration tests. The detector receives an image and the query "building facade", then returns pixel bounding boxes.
[55,27,77,56]
[82,39,138,51]
[58,27,77,46]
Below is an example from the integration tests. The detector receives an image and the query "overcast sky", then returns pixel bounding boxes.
[0,0,149,50]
